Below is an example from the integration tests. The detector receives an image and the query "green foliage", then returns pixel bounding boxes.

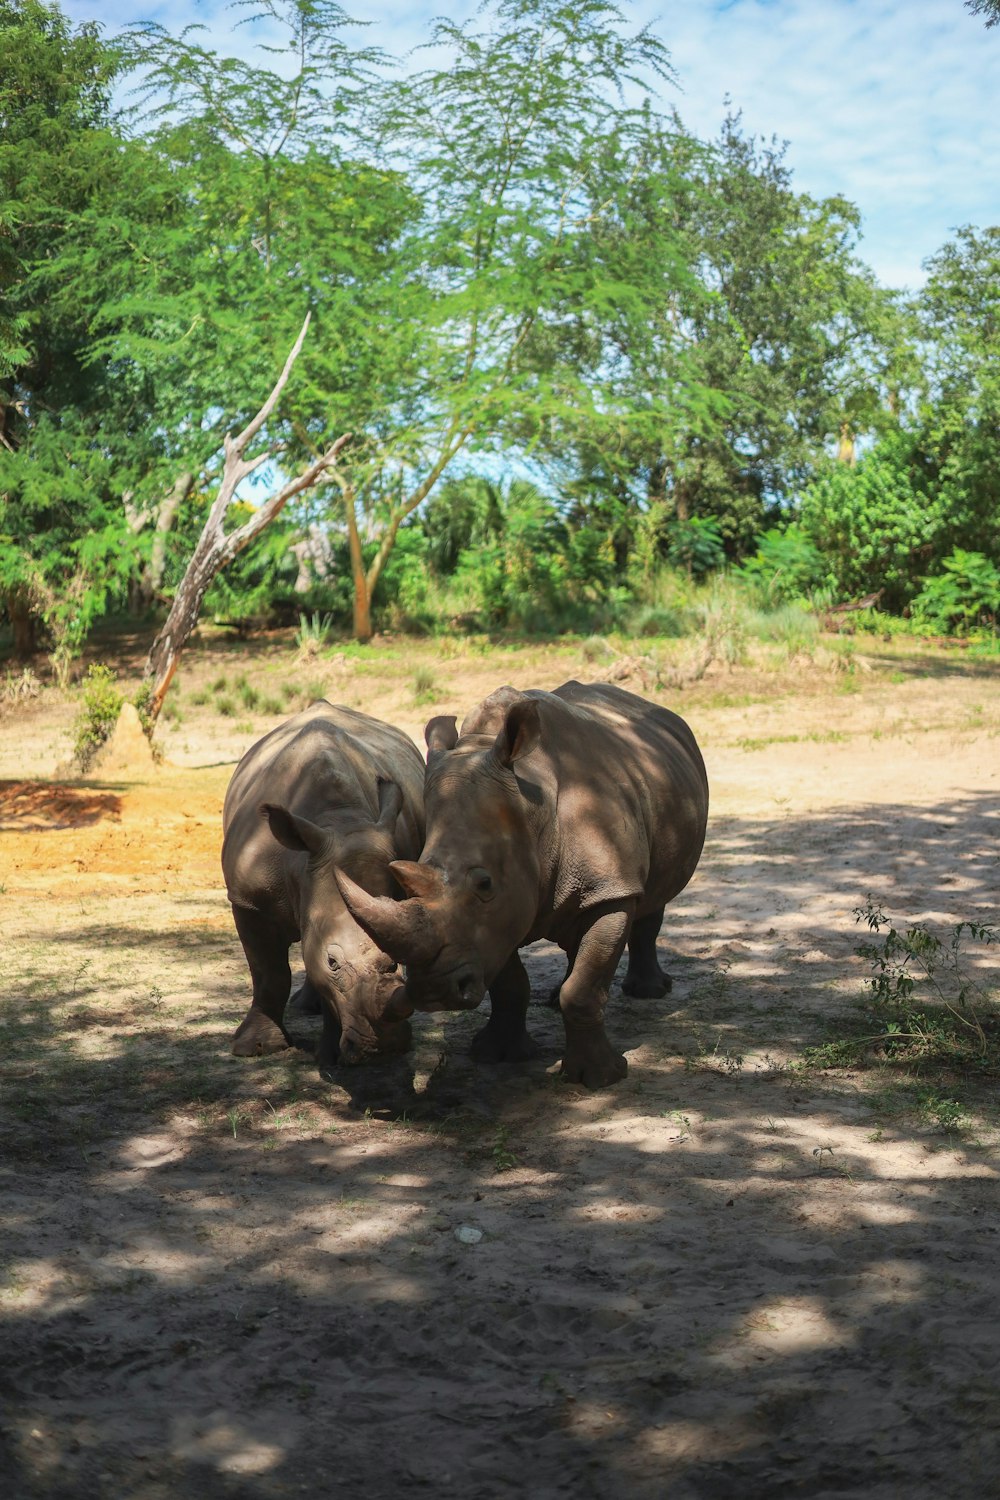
[737,523,826,603]
[910,550,1000,635]
[295,613,336,652]
[444,480,621,632]
[812,899,1000,1075]
[798,440,942,609]
[664,517,725,578]
[72,664,122,770]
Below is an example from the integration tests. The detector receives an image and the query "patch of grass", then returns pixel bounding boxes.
[237,677,261,711]
[215,695,237,717]
[412,666,438,705]
[803,902,1000,1105]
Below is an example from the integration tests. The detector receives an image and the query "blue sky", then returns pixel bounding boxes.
[66,0,999,291]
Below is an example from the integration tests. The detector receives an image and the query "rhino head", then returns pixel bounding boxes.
[335,700,542,1014]
[261,778,415,1064]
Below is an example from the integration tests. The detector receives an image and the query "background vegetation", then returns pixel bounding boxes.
[2,0,999,680]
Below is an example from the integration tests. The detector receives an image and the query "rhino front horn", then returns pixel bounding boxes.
[334,869,442,967]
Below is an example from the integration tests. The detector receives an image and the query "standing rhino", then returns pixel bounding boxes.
[335,681,708,1089]
[221,701,424,1070]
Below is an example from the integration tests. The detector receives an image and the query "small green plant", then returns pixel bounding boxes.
[412,666,438,705]
[295,612,335,658]
[237,676,261,711]
[215,695,237,717]
[855,899,998,1060]
[491,1125,519,1172]
[72,664,123,770]
[809,901,1000,1076]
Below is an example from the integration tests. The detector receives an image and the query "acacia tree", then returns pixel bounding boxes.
[308,0,711,638]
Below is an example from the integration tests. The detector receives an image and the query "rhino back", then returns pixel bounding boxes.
[222,701,425,914]
[522,681,708,922]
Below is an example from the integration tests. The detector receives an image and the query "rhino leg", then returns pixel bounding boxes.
[471,952,540,1063]
[622,907,672,999]
[558,906,631,1089]
[230,906,293,1057]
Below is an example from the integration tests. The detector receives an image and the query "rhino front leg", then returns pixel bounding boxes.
[558,905,633,1088]
[470,952,540,1063]
[230,906,293,1057]
[623,906,672,999]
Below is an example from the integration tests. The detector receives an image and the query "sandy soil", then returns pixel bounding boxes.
[1,629,998,1498]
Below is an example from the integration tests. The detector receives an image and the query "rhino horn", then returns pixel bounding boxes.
[389,860,446,900]
[334,869,442,966]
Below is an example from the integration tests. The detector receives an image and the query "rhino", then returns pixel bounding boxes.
[221,701,425,1070]
[335,681,708,1089]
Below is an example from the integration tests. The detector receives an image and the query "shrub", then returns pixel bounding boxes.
[910,550,1000,635]
[737,523,825,603]
[798,439,944,610]
[73,664,123,770]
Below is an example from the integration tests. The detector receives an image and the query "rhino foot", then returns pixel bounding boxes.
[622,972,672,1000]
[470,1022,541,1064]
[560,1039,628,1089]
[231,1010,291,1057]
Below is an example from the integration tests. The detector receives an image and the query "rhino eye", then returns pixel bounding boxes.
[469,867,494,902]
[326,950,341,972]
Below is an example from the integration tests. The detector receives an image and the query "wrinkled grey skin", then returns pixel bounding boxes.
[221,701,424,1070]
[336,681,708,1089]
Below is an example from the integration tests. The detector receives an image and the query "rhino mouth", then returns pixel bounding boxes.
[406,961,484,1014]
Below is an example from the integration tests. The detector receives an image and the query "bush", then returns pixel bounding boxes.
[73,664,123,770]
[910,550,1000,635]
[664,516,725,578]
[737,523,825,603]
[798,439,944,610]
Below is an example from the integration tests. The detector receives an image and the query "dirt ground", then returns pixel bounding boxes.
[1,627,998,1498]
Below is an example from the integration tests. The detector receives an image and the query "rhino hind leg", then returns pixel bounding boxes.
[230,905,293,1057]
[471,953,541,1064]
[622,907,671,999]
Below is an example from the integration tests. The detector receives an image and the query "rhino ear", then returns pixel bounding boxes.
[260,803,331,858]
[389,860,446,901]
[376,777,404,831]
[494,700,541,767]
[425,715,458,757]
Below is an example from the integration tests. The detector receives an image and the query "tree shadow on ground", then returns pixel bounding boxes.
[1,790,998,1497]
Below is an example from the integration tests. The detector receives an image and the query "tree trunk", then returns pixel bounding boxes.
[6,589,36,658]
[837,421,856,465]
[140,315,351,725]
[342,483,372,643]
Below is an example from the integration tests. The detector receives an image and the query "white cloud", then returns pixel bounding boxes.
[61,0,1000,289]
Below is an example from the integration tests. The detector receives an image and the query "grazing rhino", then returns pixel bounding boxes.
[221,701,424,1070]
[335,681,708,1089]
